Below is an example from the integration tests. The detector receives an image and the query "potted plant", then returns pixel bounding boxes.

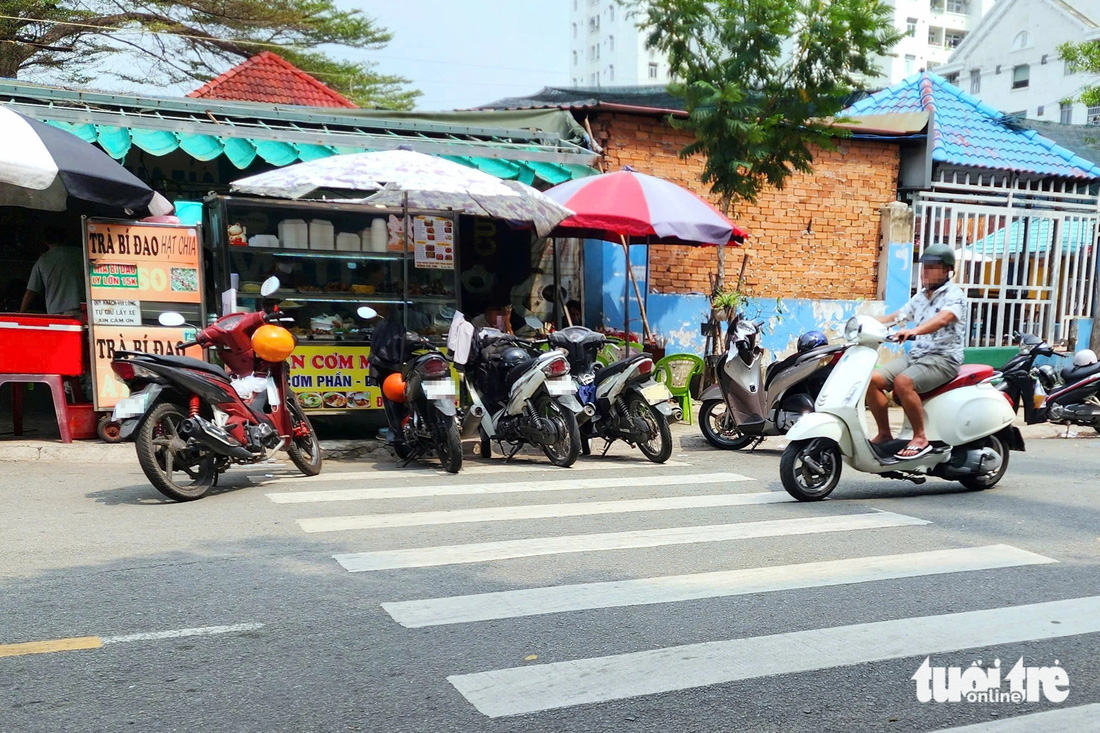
[711,289,743,320]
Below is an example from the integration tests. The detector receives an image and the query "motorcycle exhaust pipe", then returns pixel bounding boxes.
[460,404,485,439]
[178,415,253,460]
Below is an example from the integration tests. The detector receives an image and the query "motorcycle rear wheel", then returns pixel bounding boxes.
[286,395,323,476]
[699,400,756,450]
[535,393,580,467]
[627,394,673,463]
[434,414,463,474]
[136,402,217,502]
[959,434,1009,491]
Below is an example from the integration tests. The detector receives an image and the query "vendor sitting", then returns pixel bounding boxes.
[20,227,85,315]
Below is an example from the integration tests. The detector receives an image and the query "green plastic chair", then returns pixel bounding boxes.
[654,353,704,424]
[597,340,646,366]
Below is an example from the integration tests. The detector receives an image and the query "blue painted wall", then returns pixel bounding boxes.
[583,239,648,338]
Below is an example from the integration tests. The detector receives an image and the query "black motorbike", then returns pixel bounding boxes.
[548,326,675,463]
[457,326,582,467]
[999,332,1100,433]
[367,314,463,473]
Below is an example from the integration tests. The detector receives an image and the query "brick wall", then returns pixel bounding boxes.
[587,112,901,300]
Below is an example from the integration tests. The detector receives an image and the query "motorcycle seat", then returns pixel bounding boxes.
[124,351,228,379]
[595,354,650,385]
[1061,361,1100,385]
[764,344,843,391]
[549,327,606,348]
[918,364,994,400]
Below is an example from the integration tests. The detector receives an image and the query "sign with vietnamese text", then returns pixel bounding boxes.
[288,344,381,411]
[91,326,204,408]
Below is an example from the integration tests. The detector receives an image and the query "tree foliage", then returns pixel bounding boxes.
[630,0,900,205]
[0,0,420,109]
[1059,40,1100,108]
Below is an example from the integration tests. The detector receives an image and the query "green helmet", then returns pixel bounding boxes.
[920,243,955,269]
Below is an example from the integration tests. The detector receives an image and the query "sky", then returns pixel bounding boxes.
[347,1,572,110]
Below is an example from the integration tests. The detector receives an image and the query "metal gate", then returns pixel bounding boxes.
[913,172,1100,347]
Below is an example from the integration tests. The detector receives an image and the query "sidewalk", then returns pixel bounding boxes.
[0,406,1093,463]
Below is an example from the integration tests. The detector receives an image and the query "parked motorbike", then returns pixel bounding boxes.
[364,309,463,473]
[548,326,675,463]
[457,322,582,467]
[700,314,847,450]
[110,276,322,501]
[779,315,1025,501]
[999,332,1100,433]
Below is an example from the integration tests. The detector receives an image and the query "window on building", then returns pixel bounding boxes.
[1012,64,1030,89]
[946,0,969,13]
[1061,102,1073,124]
[906,17,917,36]
[572,50,578,66]
[905,55,916,75]
[648,62,659,79]
[1065,61,1076,76]
[609,35,614,52]
[1038,106,1045,116]
[1012,30,1031,51]
[927,60,941,70]
[572,23,578,39]
[1088,106,1100,124]
[945,30,966,48]
[609,64,615,82]
[608,5,614,21]
[970,69,981,94]
[930,0,944,10]
[945,72,959,85]
[1041,54,1048,65]
[589,15,599,33]
[928,26,943,46]
[591,72,597,85]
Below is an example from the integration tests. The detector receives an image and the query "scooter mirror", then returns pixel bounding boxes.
[158,311,186,327]
[260,276,281,297]
[357,306,379,320]
[524,315,544,332]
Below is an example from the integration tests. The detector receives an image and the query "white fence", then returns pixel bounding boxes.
[913,172,1100,347]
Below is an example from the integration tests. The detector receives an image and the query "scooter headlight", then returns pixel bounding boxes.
[843,317,861,342]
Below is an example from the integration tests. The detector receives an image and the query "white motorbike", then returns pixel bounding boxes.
[780,315,1025,501]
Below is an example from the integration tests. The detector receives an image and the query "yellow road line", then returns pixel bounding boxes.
[0,636,103,658]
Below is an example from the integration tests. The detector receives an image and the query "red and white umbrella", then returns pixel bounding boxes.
[544,168,747,245]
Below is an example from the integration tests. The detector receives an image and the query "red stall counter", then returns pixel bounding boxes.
[0,313,87,376]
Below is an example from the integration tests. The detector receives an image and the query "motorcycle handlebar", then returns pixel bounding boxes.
[177,339,199,350]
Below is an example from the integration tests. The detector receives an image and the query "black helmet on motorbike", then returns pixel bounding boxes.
[797,330,828,354]
[501,347,530,372]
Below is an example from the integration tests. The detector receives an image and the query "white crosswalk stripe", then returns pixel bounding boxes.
[381,544,1055,628]
[447,595,1100,718]
[300,491,794,532]
[334,511,929,571]
[266,459,1077,728]
[267,471,751,503]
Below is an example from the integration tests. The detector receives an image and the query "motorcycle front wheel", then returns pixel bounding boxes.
[535,393,580,467]
[780,438,842,501]
[286,395,323,476]
[699,400,756,450]
[135,402,218,502]
[626,394,673,463]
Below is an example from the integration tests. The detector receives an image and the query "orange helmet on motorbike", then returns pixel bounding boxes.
[383,372,407,403]
[251,324,296,362]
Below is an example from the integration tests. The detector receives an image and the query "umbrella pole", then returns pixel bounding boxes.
[620,236,652,348]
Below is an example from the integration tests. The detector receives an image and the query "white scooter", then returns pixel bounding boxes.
[779,315,1025,501]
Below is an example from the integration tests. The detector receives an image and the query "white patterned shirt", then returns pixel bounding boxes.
[896,282,968,363]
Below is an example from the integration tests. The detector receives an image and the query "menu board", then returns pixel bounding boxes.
[84,218,205,410]
[288,345,381,411]
[412,215,455,269]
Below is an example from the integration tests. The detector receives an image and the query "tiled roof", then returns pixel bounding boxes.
[188,51,357,108]
[844,72,1100,180]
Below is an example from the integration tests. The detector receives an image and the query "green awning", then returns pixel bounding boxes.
[43,120,599,186]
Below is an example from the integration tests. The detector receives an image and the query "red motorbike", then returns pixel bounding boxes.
[110,277,321,501]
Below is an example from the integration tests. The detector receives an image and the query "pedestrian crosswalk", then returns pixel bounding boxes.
[266,459,1082,726]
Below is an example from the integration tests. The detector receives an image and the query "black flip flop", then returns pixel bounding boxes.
[895,443,933,461]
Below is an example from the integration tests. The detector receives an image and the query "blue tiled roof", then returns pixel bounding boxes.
[844,72,1100,180]
[970,217,1093,256]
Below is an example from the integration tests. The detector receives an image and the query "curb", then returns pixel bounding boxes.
[0,439,389,464]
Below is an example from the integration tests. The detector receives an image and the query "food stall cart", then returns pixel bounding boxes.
[203,194,459,415]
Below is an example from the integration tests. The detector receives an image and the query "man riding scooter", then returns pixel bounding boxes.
[868,243,967,461]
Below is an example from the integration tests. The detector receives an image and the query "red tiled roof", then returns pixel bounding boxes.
[188,51,357,108]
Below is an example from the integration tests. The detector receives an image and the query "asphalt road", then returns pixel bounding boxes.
[2,430,1099,733]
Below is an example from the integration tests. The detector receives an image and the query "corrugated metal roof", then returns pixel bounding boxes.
[188,52,357,108]
[844,72,1100,180]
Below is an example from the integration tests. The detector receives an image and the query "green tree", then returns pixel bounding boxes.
[629,0,902,286]
[0,0,419,109]
[1059,40,1100,108]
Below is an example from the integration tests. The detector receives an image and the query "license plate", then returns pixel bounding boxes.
[112,392,150,420]
[547,377,577,396]
[641,383,673,405]
[423,381,456,399]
